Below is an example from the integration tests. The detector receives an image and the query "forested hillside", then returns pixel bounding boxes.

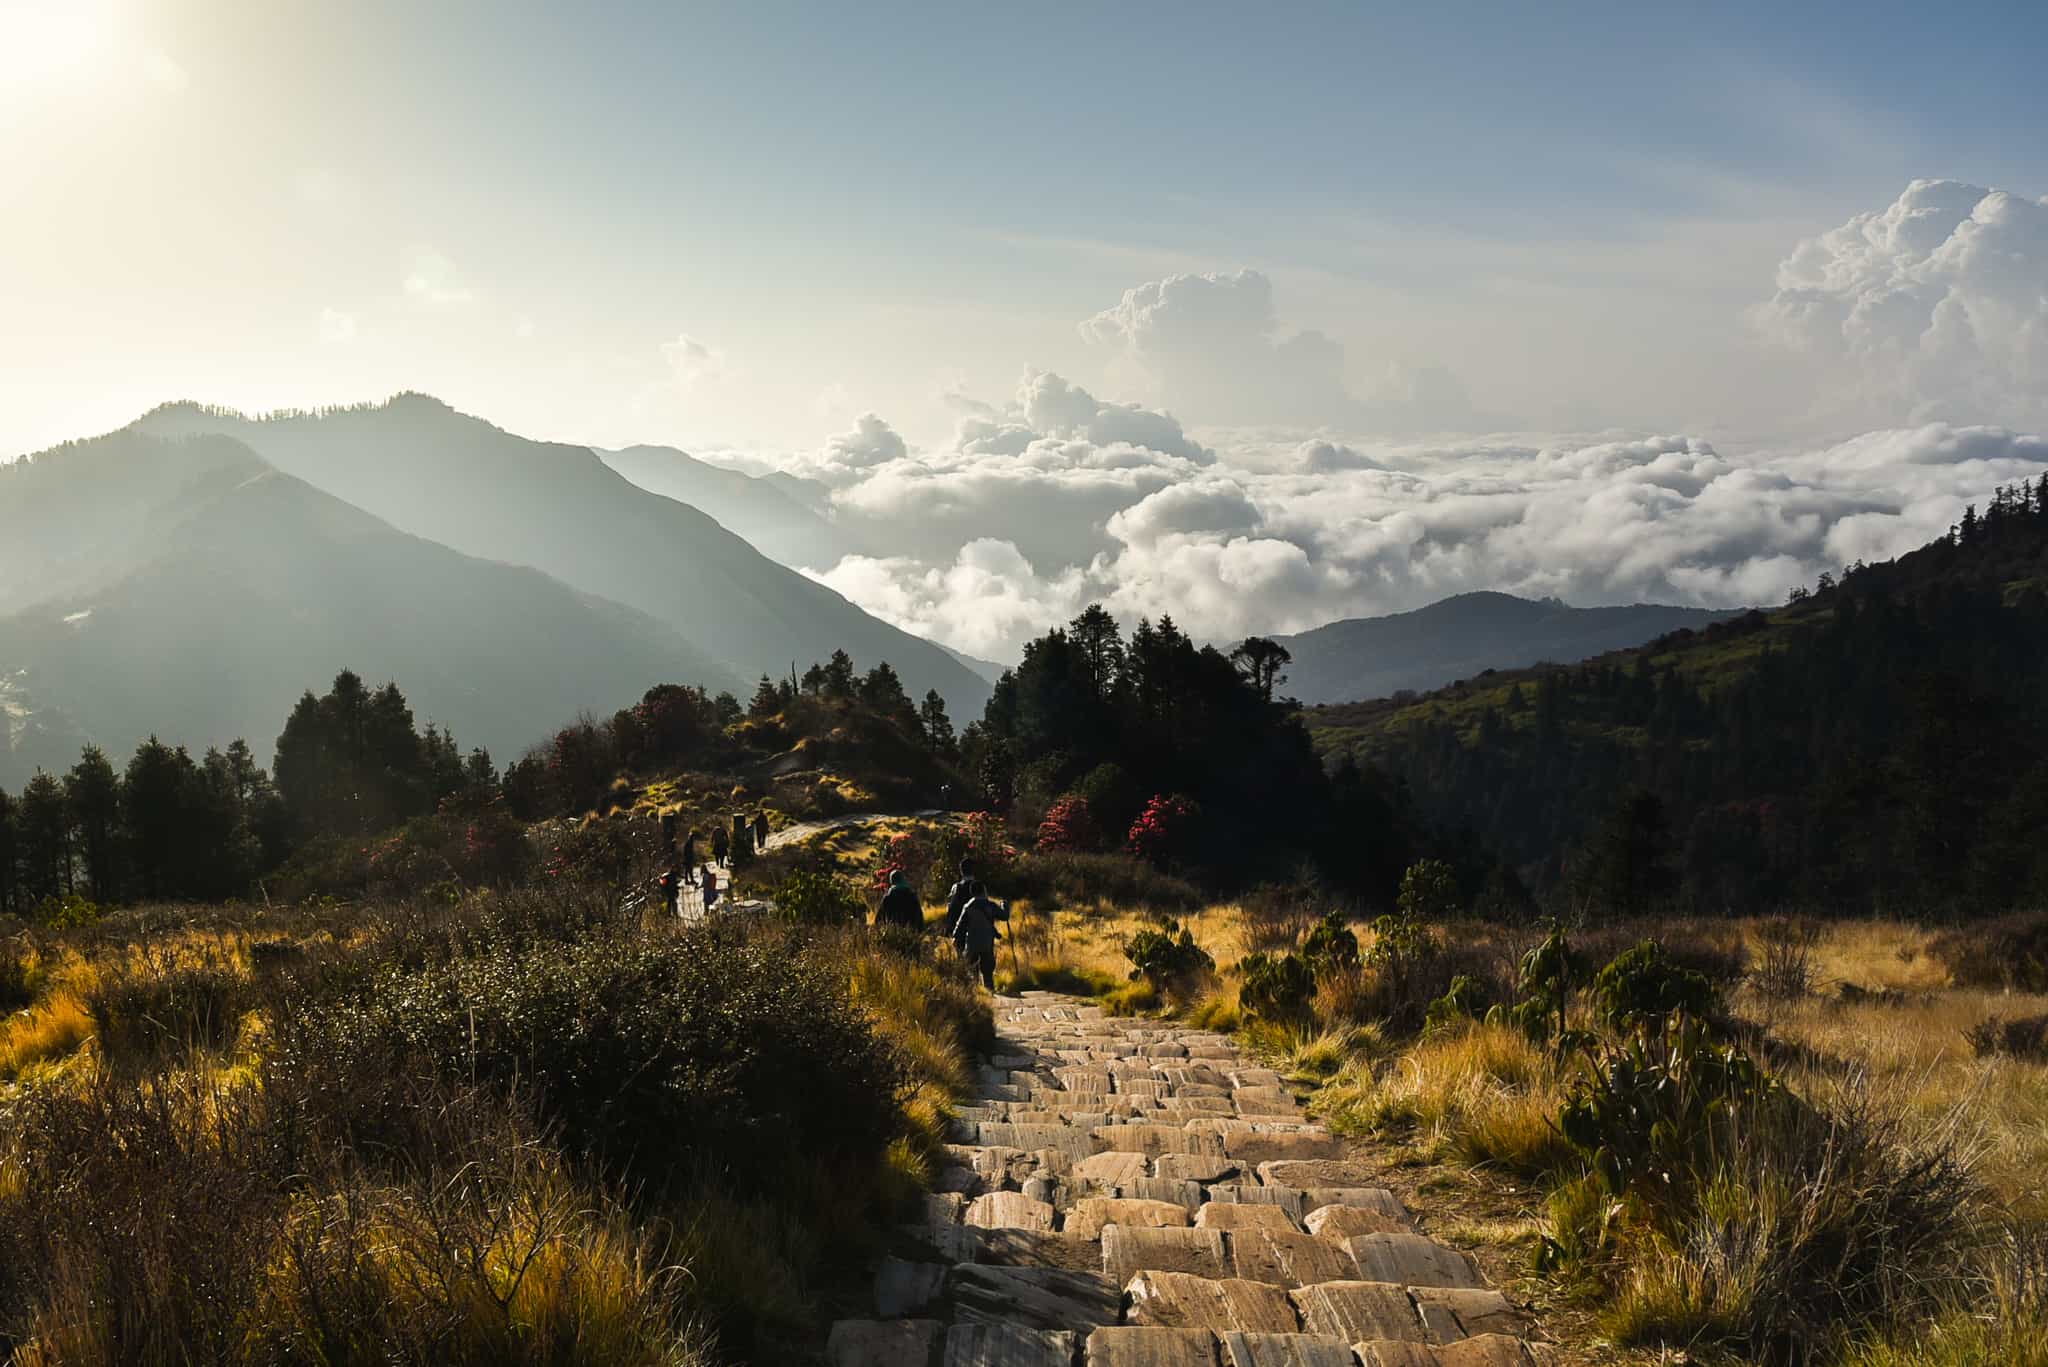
[1310,477,2048,915]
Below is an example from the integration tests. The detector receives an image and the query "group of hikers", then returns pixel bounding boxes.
[879,857,1010,990]
[656,809,772,918]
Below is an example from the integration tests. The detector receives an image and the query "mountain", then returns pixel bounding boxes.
[1308,478,2048,913]
[130,396,991,712]
[0,432,740,787]
[1272,592,1740,705]
[599,443,866,570]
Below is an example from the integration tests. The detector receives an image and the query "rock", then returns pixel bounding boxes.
[1302,1205,1411,1241]
[1064,1197,1191,1240]
[1216,1331,1361,1367]
[1117,1177,1205,1213]
[980,1125,1096,1162]
[1350,1343,1439,1367]
[874,1257,947,1317]
[827,1318,945,1366]
[1074,1150,1151,1189]
[935,1165,985,1197]
[1230,1068,1286,1088]
[942,1323,1079,1367]
[1409,1288,1529,1343]
[1431,1336,1547,1367]
[1156,1154,1241,1184]
[1093,1125,1227,1159]
[1342,1234,1487,1290]
[1256,1160,1381,1189]
[1289,1281,1424,1342]
[1193,1203,1300,1233]
[949,1265,1123,1332]
[1102,1226,1231,1284]
[1222,1132,1343,1165]
[925,1192,968,1227]
[1226,1230,1358,1288]
[1204,1184,1307,1220]
[965,1192,1057,1232]
[1083,1326,1220,1366]
[1125,1271,1301,1333]
[1021,1175,1062,1207]
[972,1228,1105,1271]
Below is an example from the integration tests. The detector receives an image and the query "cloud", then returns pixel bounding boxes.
[660,332,730,392]
[1760,179,2048,428]
[401,245,475,305]
[795,398,2048,663]
[1081,268,1503,432]
[141,49,187,93]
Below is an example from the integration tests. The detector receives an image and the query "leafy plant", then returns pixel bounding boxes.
[1301,911,1360,980]
[1396,858,1461,921]
[1498,920,1581,1045]
[1424,973,1495,1033]
[1035,796,1100,854]
[1124,918,1214,997]
[772,867,867,925]
[1125,794,1198,867]
[1239,952,1315,1023]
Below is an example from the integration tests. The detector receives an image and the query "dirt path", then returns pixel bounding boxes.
[828,991,1557,1366]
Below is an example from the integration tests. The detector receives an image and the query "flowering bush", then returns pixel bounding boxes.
[874,826,939,894]
[1036,796,1100,854]
[1126,794,1198,867]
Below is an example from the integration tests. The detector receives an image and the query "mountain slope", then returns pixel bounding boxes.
[1309,480,2048,912]
[132,397,990,711]
[1273,592,1739,705]
[0,439,741,787]
[599,443,866,570]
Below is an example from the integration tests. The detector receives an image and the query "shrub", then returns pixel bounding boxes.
[0,939,38,1013]
[1396,858,1461,921]
[773,867,868,925]
[1931,912,2048,991]
[1423,974,1495,1034]
[1239,952,1315,1024]
[1966,1012,2048,1061]
[84,946,247,1064]
[1124,919,1214,1000]
[1301,911,1360,980]
[1751,918,1820,1000]
[1004,850,1202,914]
[1125,794,1198,867]
[1035,796,1100,853]
[279,924,908,1191]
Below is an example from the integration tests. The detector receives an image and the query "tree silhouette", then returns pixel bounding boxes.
[1230,636,1292,702]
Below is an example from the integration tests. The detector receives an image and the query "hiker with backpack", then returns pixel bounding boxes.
[658,864,682,918]
[950,878,1009,990]
[945,859,978,932]
[753,810,770,851]
[711,822,730,867]
[878,869,923,932]
[680,827,698,871]
[699,862,719,912]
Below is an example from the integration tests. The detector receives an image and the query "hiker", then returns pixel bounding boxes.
[945,859,978,936]
[712,822,730,867]
[658,864,682,918]
[680,827,698,871]
[951,880,1009,990]
[699,863,719,912]
[753,809,770,851]
[878,869,923,932]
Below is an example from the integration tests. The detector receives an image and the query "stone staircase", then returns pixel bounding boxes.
[828,992,1554,1367]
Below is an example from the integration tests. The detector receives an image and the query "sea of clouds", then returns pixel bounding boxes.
[760,180,2048,662]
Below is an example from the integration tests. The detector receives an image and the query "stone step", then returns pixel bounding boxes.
[1084,1326,1218,1367]
[948,1265,1123,1333]
[1342,1235,1487,1291]
[1218,1332,1359,1367]
[1353,1335,1550,1366]
[1103,1225,1232,1284]
[943,1323,1079,1367]
[827,1318,945,1367]
[1124,1271,1300,1333]
[1193,1203,1300,1234]
[1065,1196,1192,1240]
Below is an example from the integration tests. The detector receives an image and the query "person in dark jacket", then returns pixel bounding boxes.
[945,859,978,938]
[712,823,730,866]
[680,828,699,871]
[699,863,718,912]
[952,885,1009,989]
[878,870,923,931]
[753,810,771,850]
[658,864,682,918]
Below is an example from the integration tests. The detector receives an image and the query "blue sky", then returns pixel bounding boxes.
[3,0,2045,456]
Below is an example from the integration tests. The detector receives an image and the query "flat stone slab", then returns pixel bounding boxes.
[1290,1281,1424,1343]
[1119,1176,1205,1213]
[1343,1234,1487,1290]
[1065,1197,1192,1240]
[943,1323,1079,1367]
[970,1228,1104,1270]
[1125,1271,1301,1333]
[1257,1160,1382,1189]
[874,1257,948,1317]
[1304,1205,1413,1241]
[1193,1203,1300,1233]
[1226,1230,1358,1288]
[1093,1124,1227,1159]
[1205,1185,1307,1220]
[1084,1326,1219,1367]
[1231,1068,1286,1088]
[1074,1150,1151,1189]
[1222,1131,1343,1165]
[981,1125,1097,1161]
[1102,1226,1231,1284]
[1218,1331,1360,1367]
[1410,1288,1529,1343]
[1359,1337,1543,1367]
[966,1192,1057,1231]
[1350,1344,1438,1367]
[827,1318,946,1366]
[935,1165,985,1197]
[949,1265,1122,1332]
[1156,1154,1242,1184]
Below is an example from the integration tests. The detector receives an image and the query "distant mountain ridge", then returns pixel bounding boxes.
[0,430,738,786]
[130,396,991,713]
[1273,591,1741,705]
[599,443,865,570]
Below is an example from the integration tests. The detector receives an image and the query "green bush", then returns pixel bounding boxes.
[279,923,906,1190]
[1239,952,1315,1023]
[1423,973,1495,1034]
[1005,850,1202,913]
[1124,919,1214,998]
[1301,911,1359,980]
[772,867,868,925]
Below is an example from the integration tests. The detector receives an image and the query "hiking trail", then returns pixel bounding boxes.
[829,990,1555,1366]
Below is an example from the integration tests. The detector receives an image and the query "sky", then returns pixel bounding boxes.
[6,0,2048,657]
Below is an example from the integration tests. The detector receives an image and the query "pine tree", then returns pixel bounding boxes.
[15,773,68,905]
[64,746,123,902]
[749,674,781,719]
[920,689,957,757]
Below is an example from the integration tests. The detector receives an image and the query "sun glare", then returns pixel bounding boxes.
[0,0,118,91]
